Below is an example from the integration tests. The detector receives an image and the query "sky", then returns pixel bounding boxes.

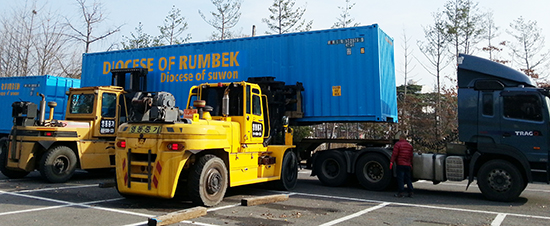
[2,0,550,91]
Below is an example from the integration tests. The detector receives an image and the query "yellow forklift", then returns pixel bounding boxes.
[0,68,148,183]
[115,77,303,206]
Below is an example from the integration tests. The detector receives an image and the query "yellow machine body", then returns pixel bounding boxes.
[115,81,295,199]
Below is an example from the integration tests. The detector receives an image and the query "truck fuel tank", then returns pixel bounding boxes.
[412,153,446,181]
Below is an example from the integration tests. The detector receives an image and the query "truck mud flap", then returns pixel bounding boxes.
[467,152,481,190]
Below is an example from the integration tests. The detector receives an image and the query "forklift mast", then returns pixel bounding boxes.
[110,68,148,92]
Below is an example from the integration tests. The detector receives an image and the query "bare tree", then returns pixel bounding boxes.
[0,7,27,77]
[507,16,550,80]
[21,8,38,77]
[159,5,191,45]
[66,0,122,53]
[480,11,509,65]
[332,0,360,28]
[398,29,416,133]
[401,29,416,97]
[263,0,313,34]
[0,1,78,77]
[418,12,451,89]
[35,11,72,76]
[481,11,498,60]
[121,22,161,50]
[418,12,452,141]
[0,2,38,77]
[199,0,242,40]
[443,0,485,62]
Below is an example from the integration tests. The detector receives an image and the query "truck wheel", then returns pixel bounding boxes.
[188,154,228,207]
[314,151,348,186]
[477,160,524,202]
[39,146,77,183]
[355,154,392,191]
[274,151,298,190]
[0,138,29,179]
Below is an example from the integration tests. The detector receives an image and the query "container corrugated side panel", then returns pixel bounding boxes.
[378,28,398,123]
[0,76,80,134]
[81,24,396,123]
[44,75,81,120]
[0,76,44,134]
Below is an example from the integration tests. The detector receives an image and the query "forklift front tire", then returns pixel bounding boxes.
[39,146,77,183]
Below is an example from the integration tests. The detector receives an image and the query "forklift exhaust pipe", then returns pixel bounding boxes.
[48,101,57,121]
[193,100,206,119]
[38,93,46,126]
[222,85,231,117]
[222,93,229,117]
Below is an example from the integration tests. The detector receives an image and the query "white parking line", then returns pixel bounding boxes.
[0,184,99,194]
[0,183,234,226]
[123,219,221,226]
[17,184,98,193]
[288,192,550,222]
[0,187,154,218]
[318,202,390,226]
[415,180,550,193]
[3,179,550,225]
[491,213,507,226]
[0,198,123,216]
[122,204,242,226]
[207,203,240,212]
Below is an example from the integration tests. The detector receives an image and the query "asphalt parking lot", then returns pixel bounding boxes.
[2,169,550,226]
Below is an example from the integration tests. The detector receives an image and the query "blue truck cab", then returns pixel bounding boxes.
[457,54,549,200]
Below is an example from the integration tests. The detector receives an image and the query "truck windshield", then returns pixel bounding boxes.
[70,94,95,114]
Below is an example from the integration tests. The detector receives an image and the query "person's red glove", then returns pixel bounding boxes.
[390,162,393,170]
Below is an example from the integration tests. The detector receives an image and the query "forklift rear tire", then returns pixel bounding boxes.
[188,154,228,207]
[0,138,29,179]
[274,150,298,190]
[477,159,524,202]
[39,146,77,183]
[314,151,348,187]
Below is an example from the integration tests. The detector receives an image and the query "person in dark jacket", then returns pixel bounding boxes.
[390,133,414,197]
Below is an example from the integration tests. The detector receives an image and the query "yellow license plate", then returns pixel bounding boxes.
[129,125,161,134]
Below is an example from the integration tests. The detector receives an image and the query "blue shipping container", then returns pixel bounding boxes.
[0,75,81,134]
[82,24,397,123]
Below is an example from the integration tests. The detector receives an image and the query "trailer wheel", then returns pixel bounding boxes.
[355,154,392,191]
[0,138,29,179]
[274,151,298,190]
[314,151,348,186]
[39,146,77,183]
[477,160,524,202]
[188,154,228,207]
